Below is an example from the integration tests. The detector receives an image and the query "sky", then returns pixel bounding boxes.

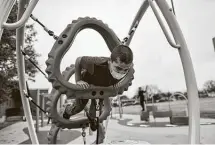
[27,0,215,97]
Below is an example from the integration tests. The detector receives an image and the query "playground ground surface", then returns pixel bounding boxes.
[0,114,215,144]
[0,97,215,144]
[114,97,215,118]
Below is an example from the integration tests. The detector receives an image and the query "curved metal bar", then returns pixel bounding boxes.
[155,0,200,143]
[169,92,188,102]
[168,92,188,116]
[124,0,149,46]
[148,0,180,48]
[3,0,39,30]
[16,0,39,144]
[0,0,16,39]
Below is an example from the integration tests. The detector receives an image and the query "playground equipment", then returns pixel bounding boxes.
[141,92,188,126]
[110,95,124,119]
[151,93,172,124]
[0,0,201,144]
[30,89,49,132]
[140,91,171,124]
[169,92,189,125]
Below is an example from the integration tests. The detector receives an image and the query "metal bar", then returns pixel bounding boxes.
[41,94,45,127]
[0,0,16,39]
[171,0,176,15]
[148,0,180,48]
[155,0,200,143]
[124,0,149,46]
[3,0,39,30]
[212,37,215,52]
[169,92,188,117]
[16,0,39,144]
[117,95,123,119]
[36,89,40,133]
[104,115,110,143]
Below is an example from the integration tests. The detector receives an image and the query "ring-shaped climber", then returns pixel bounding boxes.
[45,17,134,99]
[45,17,135,144]
[46,17,134,128]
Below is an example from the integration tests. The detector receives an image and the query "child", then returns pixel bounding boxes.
[138,87,146,111]
[62,44,133,144]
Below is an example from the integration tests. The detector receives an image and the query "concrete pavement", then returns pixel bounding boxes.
[0,114,215,144]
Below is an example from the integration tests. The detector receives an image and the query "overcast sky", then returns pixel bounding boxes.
[27,0,215,97]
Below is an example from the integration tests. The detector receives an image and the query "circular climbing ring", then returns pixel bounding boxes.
[45,17,134,99]
[46,64,112,129]
[47,124,61,144]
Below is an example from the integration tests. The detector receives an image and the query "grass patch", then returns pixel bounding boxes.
[200,111,215,119]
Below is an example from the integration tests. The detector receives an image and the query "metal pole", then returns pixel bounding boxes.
[117,96,122,119]
[212,37,215,52]
[41,93,45,127]
[104,115,110,143]
[155,0,200,143]
[36,89,40,132]
[124,0,149,46]
[16,0,39,143]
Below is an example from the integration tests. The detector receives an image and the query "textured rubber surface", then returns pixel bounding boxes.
[46,64,89,129]
[47,124,61,144]
[45,17,134,99]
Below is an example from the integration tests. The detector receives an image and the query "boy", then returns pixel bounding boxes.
[138,87,146,111]
[62,44,133,144]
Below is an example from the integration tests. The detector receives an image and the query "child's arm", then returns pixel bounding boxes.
[75,56,97,88]
[74,57,82,82]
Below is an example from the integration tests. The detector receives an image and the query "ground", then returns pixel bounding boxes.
[0,97,215,144]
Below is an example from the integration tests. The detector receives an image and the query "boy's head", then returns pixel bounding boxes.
[109,45,133,80]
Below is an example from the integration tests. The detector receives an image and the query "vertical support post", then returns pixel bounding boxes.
[155,0,200,144]
[117,96,123,119]
[16,0,39,144]
[212,37,215,52]
[36,89,40,132]
[104,115,110,143]
[125,0,149,46]
[41,93,45,127]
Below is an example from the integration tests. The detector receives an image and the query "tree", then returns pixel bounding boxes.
[0,3,40,103]
[204,80,215,93]
[145,85,161,98]
[134,85,161,102]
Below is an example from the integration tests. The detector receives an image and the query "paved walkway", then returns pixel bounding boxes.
[0,114,215,144]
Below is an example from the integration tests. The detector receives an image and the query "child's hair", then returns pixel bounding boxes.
[110,45,133,64]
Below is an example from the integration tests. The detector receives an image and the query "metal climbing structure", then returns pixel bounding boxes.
[0,0,200,144]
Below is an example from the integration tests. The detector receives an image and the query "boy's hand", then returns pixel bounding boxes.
[76,80,89,89]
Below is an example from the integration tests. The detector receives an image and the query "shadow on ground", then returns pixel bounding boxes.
[111,117,215,128]
[20,127,81,144]
[112,117,178,127]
